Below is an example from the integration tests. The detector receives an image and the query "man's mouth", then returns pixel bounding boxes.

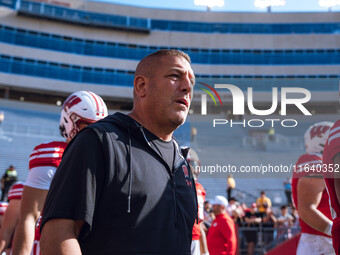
[175,99,189,107]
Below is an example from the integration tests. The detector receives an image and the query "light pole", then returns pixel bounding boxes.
[254,0,286,12]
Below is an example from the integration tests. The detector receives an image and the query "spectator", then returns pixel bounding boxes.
[226,174,236,201]
[290,206,298,224]
[191,126,197,142]
[231,204,244,225]
[290,206,300,236]
[204,201,212,218]
[283,178,292,206]
[256,191,272,216]
[268,127,275,141]
[1,165,17,201]
[262,207,277,245]
[262,207,277,226]
[277,205,293,227]
[227,197,237,217]
[241,203,249,212]
[243,203,262,255]
[203,200,215,230]
[277,205,294,241]
[227,198,244,224]
[207,196,237,255]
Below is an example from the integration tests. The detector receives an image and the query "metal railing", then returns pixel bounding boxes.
[237,223,300,255]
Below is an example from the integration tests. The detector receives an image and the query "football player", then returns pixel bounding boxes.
[323,120,340,255]
[0,182,23,253]
[0,201,8,228]
[11,91,107,255]
[292,121,335,255]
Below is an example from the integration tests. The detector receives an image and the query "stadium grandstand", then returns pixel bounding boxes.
[0,0,339,253]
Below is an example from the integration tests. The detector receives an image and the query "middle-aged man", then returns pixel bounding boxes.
[323,119,340,255]
[207,195,237,255]
[40,49,198,255]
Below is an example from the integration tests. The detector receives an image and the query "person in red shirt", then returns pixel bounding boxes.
[292,121,335,255]
[207,195,237,255]
[323,120,340,255]
[187,148,209,255]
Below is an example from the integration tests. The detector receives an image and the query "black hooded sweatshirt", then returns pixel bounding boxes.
[41,112,198,255]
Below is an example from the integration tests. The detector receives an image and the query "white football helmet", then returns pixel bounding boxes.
[59,91,108,140]
[304,121,334,154]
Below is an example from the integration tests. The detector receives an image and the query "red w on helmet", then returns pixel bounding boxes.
[59,91,108,140]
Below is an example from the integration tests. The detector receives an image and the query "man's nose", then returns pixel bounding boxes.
[180,73,193,93]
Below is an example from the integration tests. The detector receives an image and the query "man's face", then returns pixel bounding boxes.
[212,204,224,215]
[145,55,195,129]
[204,202,212,212]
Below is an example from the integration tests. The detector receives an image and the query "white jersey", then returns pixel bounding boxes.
[25,141,67,255]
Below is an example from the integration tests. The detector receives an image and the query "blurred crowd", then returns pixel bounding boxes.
[201,189,300,255]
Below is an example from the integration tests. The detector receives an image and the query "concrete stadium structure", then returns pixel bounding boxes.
[0,0,339,209]
[0,0,339,113]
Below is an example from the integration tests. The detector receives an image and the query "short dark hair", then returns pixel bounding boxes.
[281,205,288,210]
[135,49,191,78]
[260,191,265,195]
[146,49,191,63]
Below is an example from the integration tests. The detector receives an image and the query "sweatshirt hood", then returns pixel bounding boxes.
[99,112,138,130]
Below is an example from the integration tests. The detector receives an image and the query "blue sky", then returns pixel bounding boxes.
[94,0,340,12]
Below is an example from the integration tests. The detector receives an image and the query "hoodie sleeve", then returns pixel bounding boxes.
[41,128,106,237]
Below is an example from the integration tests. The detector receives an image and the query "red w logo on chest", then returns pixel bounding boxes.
[182,165,189,178]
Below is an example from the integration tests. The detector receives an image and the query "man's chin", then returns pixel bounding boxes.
[170,113,187,128]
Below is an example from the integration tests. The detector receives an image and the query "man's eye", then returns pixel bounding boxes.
[169,74,179,78]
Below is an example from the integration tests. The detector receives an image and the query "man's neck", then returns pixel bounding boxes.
[128,112,174,141]
[215,211,225,216]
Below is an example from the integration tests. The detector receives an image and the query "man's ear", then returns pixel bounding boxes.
[133,75,148,97]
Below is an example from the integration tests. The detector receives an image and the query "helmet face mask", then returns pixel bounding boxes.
[59,91,108,140]
[304,121,334,154]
